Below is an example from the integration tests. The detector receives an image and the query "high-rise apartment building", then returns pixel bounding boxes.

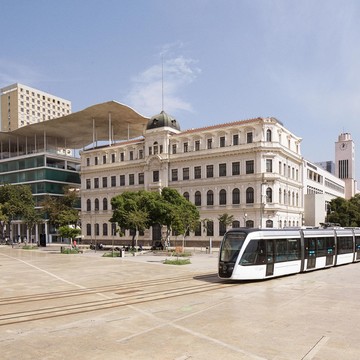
[0,83,71,131]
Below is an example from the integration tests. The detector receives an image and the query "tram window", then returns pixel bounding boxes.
[240,240,266,265]
[288,239,300,260]
[305,238,316,258]
[267,240,274,263]
[316,238,326,257]
[220,232,246,262]
[275,238,300,262]
[326,237,335,254]
[356,236,360,251]
[338,237,353,254]
[275,239,287,262]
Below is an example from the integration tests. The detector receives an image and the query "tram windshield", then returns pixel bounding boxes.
[220,232,247,262]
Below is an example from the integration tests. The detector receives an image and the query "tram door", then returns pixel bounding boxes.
[326,237,335,266]
[356,236,360,261]
[306,238,316,269]
[266,240,274,276]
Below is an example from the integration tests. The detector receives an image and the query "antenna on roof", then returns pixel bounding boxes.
[161,54,164,111]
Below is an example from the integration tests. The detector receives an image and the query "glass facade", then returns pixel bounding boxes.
[0,154,80,204]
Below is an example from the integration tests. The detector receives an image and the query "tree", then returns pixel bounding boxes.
[0,184,36,242]
[58,225,81,245]
[218,213,234,235]
[110,191,157,248]
[41,186,80,228]
[177,200,200,249]
[158,188,200,248]
[110,188,200,250]
[327,194,360,227]
[23,208,41,244]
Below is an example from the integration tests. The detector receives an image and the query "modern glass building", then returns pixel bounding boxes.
[0,100,148,244]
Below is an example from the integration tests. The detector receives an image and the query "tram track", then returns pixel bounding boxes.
[0,273,201,305]
[0,273,236,327]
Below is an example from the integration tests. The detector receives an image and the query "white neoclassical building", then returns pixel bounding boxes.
[80,112,304,247]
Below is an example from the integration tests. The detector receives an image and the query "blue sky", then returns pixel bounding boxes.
[1,0,360,179]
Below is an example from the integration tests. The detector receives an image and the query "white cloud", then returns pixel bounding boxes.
[125,52,201,117]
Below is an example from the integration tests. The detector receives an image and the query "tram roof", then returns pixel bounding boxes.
[0,101,149,149]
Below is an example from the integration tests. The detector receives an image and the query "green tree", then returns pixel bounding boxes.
[110,191,156,248]
[178,199,200,249]
[41,186,80,228]
[0,184,36,242]
[218,213,234,235]
[110,188,200,250]
[58,225,81,245]
[158,188,200,248]
[327,194,360,227]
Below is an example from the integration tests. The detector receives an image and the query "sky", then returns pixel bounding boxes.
[1,0,360,179]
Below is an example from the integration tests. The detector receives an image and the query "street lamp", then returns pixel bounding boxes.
[243,213,247,227]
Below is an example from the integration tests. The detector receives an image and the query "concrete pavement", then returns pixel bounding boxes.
[0,245,360,359]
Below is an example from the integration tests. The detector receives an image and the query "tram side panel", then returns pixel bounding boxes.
[336,235,355,266]
[231,237,302,280]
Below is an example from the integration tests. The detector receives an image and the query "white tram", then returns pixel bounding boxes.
[218,228,360,280]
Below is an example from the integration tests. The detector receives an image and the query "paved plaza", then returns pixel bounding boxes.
[0,245,360,360]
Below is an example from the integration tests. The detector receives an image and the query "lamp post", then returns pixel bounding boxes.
[243,213,247,227]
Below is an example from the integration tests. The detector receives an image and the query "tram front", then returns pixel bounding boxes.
[218,230,247,278]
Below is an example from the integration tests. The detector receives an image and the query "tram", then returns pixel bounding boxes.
[218,227,360,280]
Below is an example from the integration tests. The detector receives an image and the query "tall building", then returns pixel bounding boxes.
[315,160,335,175]
[335,132,357,199]
[0,83,71,131]
[81,112,304,247]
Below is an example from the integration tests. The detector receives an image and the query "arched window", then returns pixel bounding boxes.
[246,187,254,204]
[232,188,240,205]
[86,199,91,211]
[103,223,108,236]
[266,187,272,203]
[207,190,214,206]
[283,190,286,204]
[206,220,214,236]
[111,223,117,236]
[219,189,227,205]
[266,129,272,142]
[279,188,282,204]
[194,222,202,236]
[288,191,291,205]
[266,219,273,228]
[292,192,295,206]
[183,192,189,201]
[246,220,254,228]
[95,223,99,236]
[195,191,201,206]
[153,141,158,155]
[296,193,299,207]
[94,198,99,211]
[103,198,108,211]
[279,220,282,228]
[86,223,91,236]
[232,220,240,228]
[219,221,226,236]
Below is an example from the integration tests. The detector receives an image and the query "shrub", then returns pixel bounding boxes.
[102,251,121,257]
[163,258,191,265]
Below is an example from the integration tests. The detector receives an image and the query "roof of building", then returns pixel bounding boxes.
[0,101,149,149]
[146,111,180,131]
